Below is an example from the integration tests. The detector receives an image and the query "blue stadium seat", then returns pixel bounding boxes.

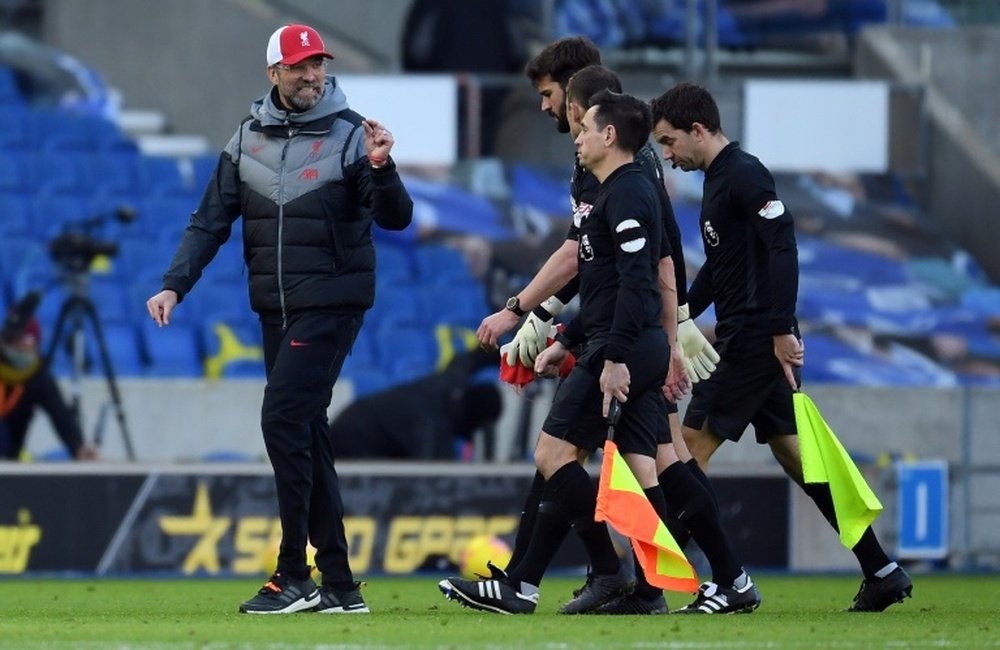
[368,284,425,328]
[34,112,126,154]
[347,328,377,367]
[414,244,474,287]
[0,65,25,106]
[138,155,191,195]
[201,316,264,378]
[139,196,198,238]
[32,194,100,240]
[140,318,203,376]
[0,152,35,193]
[87,277,132,322]
[183,279,250,323]
[375,243,416,287]
[30,153,95,199]
[90,151,145,198]
[374,322,437,380]
[0,196,34,238]
[422,282,489,328]
[4,243,55,301]
[190,153,220,189]
[89,320,147,377]
[118,238,176,281]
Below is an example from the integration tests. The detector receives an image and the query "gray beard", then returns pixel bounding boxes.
[286,87,323,112]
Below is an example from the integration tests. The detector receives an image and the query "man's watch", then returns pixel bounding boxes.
[505,296,526,317]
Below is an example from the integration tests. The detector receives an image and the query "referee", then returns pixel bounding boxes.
[650,82,912,613]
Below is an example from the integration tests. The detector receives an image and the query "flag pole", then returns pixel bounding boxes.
[606,398,621,442]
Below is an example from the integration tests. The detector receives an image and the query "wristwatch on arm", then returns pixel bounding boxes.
[505,296,526,317]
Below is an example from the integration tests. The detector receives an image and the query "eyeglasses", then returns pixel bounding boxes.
[274,59,326,75]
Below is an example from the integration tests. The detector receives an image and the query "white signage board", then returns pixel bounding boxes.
[339,74,457,166]
[743,79,889,173]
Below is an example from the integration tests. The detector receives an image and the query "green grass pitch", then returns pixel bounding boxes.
[0,574,996,648]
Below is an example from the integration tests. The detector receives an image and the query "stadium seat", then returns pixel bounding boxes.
[86,276,132,322]
[375,242,416,287]
[414,243,475,286]
[139,196,198,238]
[422,282,489,328]
[88,319,147,377]
[90,151,145,198]
[117,238,176,281]
[29,152,97,197]
[368,284,425,329]
[0,65,24,106]
[140,318,203,376]
[0,152,35,193]
[190,153,220,188]
[183,279,250,324]
[374,322,437,380]
[7,246,56,303]
[0,196,34,239]
[138,155,191,195]
[201,317,264,379]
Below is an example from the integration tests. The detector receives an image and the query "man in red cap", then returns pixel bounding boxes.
[146,23,413,615]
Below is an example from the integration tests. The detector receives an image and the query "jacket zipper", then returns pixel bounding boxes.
[277,127,292,330]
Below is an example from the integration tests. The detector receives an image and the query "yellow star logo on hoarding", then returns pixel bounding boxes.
[159,483,231,574]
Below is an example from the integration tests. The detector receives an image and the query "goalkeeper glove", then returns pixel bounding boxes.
[506,296,565,367]
[677,303,720,382]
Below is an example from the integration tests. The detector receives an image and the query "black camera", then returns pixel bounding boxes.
[48,206,136,274]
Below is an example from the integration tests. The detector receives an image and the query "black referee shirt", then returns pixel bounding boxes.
[572,162,663,362]
[688,142,799,336]
[560,143,683,306]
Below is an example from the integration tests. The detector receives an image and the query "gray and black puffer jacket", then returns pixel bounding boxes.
[162,75,413,324]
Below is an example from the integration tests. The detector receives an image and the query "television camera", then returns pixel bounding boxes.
[48,205,136,275]
[41,204,137,460]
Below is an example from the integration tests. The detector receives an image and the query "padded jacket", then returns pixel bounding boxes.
[162,76,413,324]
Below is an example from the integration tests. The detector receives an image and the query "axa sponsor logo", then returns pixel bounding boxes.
[703,221,720,247]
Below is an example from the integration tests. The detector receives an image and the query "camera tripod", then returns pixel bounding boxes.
[43,272,136,460]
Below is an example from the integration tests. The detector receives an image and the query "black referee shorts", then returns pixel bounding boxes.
[543,328,669,457]
[682,330,796,443]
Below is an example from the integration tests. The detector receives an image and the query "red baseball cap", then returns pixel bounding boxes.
[266,24,334,66]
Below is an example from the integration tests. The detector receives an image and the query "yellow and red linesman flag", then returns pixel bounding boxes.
[595,439,699,593]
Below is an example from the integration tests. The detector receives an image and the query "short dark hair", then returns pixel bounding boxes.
[566,64,622,109]
[524,36,601,88]
[649,82,722,134]
[589,89,652,156]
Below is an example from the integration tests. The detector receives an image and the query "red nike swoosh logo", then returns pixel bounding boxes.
[290,340,309,347]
